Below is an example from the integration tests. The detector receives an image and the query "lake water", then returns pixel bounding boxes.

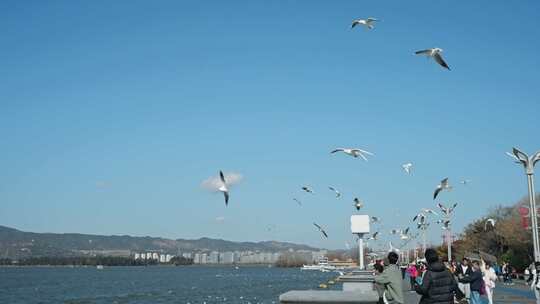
[0,266,337,304]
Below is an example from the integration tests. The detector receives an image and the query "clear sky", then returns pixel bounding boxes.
[1,1,539,250]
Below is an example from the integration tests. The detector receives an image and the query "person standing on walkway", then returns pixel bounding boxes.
[482,260,497,304]
[458,260,483,304]
[414,249,464,304]
[455,258,472,300]
[374,252,404,304]
[530,262,540,304]
[406,263,418,291]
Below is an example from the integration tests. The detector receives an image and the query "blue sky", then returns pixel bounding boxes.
[1,1,539,250]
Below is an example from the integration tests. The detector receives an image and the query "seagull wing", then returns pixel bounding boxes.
[433,187,442,200]
[219,171,226,184]
[415,49,432,55]
[366,17,378,22]
[351,21,359,28]
[321,229,328,238]
[223,191,229,206]
[313,223,322,230]
[331,149,344,154]
[433,52,451,70]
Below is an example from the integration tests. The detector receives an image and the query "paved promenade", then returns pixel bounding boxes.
[402,280,537,304]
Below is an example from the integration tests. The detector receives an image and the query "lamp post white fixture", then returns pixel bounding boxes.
[351,215,370,270]
[511,147,540,261]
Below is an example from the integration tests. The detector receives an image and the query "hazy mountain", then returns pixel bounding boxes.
[0,226,320,259]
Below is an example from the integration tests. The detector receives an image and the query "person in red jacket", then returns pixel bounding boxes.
[406,263,418,290]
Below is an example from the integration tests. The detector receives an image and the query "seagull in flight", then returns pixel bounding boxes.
[421,208,439,216]
[218,171,229,206]
[400,227,411,240]
[437,202,458,216]
[371,216,380,223]
[402,163,413,174]
[302,186,314,194]
[351,17,379,30]
[433,178,452,200]
[293,198,302,206]
[313,223,328,238]
[436,219,451,230]
[368,231,379,240]
[484,218,496,230]
[354,198,364,211]
[413,213,426,223]
[415,48,451,70]
[390,229,401,235]
[328,186,342,198]
[331,148,374,161]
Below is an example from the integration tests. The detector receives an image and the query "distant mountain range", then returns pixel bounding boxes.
[0,225,321,259]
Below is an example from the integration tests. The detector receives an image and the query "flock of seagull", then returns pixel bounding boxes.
[350,17,451,70]
[207,15,514,253]
[212,142,494,254]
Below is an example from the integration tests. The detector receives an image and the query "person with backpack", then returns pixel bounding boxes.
[458,260,484,304]
[414,249,464,304]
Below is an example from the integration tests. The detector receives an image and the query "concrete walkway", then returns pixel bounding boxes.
[402,279,537,304]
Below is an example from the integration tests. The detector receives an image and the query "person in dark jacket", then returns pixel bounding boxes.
[458,260,483,304]
[455,258,472,300]
[414,249,464,304]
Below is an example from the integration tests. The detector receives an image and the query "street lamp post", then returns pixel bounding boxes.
[511,147,540,262]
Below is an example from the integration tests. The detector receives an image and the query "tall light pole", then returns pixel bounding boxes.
[511,147,540,262]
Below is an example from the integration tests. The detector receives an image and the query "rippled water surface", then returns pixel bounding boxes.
[0,266,338,304]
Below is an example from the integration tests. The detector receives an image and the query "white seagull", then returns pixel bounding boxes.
[354,198,364,210]
[484,218,496,230]
[436,219,451,230]
[302,186,314,194]
[421,208,439,216]
[351,17,379,30]
[402,163,413,174]
[400,227,411,240]
[413,213,426,223]
[313,222,328,238]
[415,48,451,70]
[328,186,342,198]
[218,170,229,206]
[437,202,458,215]
[390,229,401,235]
[433,178,452,200]
[331,148,374,161]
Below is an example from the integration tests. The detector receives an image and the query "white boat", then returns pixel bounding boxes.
[96,265,104,270]
[301,257,336,271]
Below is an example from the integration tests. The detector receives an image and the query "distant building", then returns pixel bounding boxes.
[193,253,201,264]
[208,251,219,264]
[159,254,166,263]
[152,253,159,260]
[166,254,173,263]
[220,252,234,264]
[134,253,141,260]
[182,252,192,259]
[200,253,208,264]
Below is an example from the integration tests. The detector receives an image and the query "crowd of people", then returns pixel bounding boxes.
[372,250,506,304]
